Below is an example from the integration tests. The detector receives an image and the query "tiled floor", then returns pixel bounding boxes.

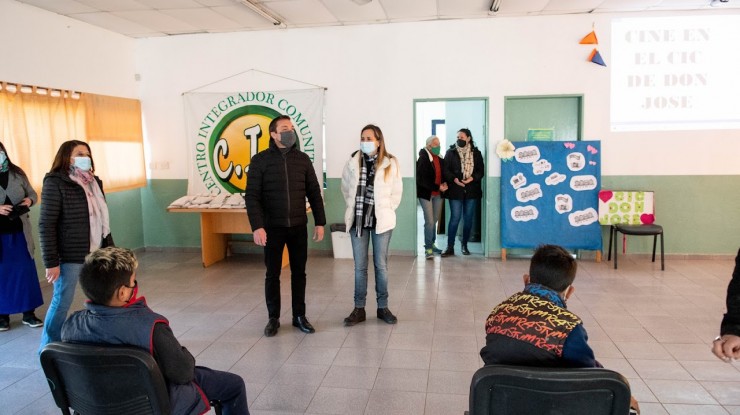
[1,249,738,415]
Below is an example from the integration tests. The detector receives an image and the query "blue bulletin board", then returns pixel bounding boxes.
[500,141,602,251]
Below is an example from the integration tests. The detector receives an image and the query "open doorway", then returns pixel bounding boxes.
[413,98,488,257]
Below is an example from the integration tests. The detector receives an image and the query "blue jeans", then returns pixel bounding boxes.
[447,198,477,249]
[39,262,83,353]
[350,227,393,308]
[419,196,443,250]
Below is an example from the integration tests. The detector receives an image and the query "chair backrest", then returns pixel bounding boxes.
[598,190,655,226]
[468,365,632,415]
[40,342,171,415]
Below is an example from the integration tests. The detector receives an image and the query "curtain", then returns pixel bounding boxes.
[0,84,86,190]
[0,83,146,193]
[83,93,146,192]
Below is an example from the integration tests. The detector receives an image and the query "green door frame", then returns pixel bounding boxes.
[504,94,584,141]
[412,97,490,257]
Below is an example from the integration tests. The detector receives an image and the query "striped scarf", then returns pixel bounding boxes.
[354,153,377,237]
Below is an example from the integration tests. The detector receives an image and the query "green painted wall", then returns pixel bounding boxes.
[599,176,739,255]
[108,187,146,249]
[138,175,739,257]
[484,175,740,256]
[142,180,200,248]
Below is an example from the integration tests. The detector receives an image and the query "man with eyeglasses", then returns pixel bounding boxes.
[60,247,250,415]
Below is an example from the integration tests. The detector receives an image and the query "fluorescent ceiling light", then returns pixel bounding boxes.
[490,0,502,12]
[239,0,286,27]
[351,0,372,4]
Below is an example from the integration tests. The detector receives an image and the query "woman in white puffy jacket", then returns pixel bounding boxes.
[340,124,403,327]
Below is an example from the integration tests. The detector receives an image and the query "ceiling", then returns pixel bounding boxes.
[13,0,739,38]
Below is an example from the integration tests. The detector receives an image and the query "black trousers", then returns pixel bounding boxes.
[264,225,308,319]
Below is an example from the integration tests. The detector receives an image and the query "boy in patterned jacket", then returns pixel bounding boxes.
[480,244,639,413]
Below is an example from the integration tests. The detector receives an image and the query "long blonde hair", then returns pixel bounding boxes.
[361,124,395,181]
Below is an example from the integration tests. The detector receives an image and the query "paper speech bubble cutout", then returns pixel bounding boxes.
[545,172,567,186]
[511,206,539,222]
[516,183,543,203]
[533,159,552,175]
[570,175,598,191]
[569,208,598,227]
[510,173,527,189]
[554,194,573,214]
[514,146,541,164]
[566,152,586,171]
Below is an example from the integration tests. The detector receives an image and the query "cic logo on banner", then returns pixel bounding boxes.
[193,91,316,194]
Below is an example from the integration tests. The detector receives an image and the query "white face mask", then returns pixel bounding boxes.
[73,156,92,171]
[0,151,6,164]
[360,141,377,155]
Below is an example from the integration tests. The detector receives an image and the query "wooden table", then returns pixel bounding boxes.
[167,208,288,268]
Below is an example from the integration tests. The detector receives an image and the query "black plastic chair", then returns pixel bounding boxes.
[467,365,632,415]
[40,342,222,415]
[608,223,664,271]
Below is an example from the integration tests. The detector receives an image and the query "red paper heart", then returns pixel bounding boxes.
[598,190,613,203]
[640,213,655,225]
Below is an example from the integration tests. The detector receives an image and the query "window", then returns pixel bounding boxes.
[0,82,146,192]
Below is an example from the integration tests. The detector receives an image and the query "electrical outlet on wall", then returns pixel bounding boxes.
[148,161,170,170]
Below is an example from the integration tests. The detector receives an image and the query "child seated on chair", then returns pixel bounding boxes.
[480,244,640,414]
[61,247,250,415]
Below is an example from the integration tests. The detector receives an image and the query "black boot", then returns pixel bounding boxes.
[343,308,366,326]
[461,244,470,255]
[292,316,316,333]
[264,318,280,337]
[441,247,454,257]
[377,308,397,324]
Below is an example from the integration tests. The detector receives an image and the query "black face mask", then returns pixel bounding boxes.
[456,139,467,148]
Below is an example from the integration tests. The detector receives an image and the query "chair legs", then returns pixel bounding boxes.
[613,227,618,269]
[660,232,664,271]
[611,228,664,271]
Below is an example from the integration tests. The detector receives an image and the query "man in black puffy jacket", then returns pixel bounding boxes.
[245,115,326,337]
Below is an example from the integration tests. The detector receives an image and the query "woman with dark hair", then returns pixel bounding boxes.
[0,142,43,331]
[341,124,403,326]
[441,128,484,256]
[38,140,112,350]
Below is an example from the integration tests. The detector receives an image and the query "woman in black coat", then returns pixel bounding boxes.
[38,140,112,351]
[441,128,484,256]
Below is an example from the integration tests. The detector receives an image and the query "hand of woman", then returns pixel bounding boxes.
[20,197,32,207]
[46,266,61,284]
[0,204,12,216]
[454,178,465,187]
[439,183,448,192]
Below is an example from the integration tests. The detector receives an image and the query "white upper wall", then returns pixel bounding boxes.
[136,10,739,179]
[0,0,137,98]
[2,1,737,178]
